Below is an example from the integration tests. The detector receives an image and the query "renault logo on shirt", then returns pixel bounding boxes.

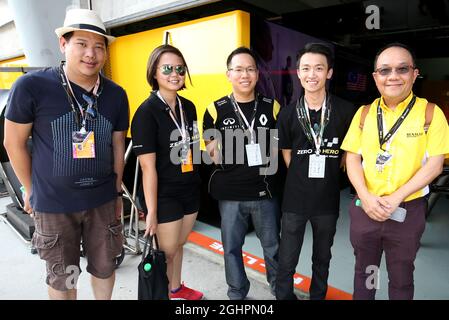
[259,114,268,126]
[223,118,236,125]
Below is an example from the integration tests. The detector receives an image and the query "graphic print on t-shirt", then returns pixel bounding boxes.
[51,111,113,177]
[296,136,340,156]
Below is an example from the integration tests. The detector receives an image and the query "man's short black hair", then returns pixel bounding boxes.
[226,46,257,69]
[373,42,417,70]
[62,31,108,46]
[296,43,334,69]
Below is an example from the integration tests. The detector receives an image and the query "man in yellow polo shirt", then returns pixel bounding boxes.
[341,43,449,300]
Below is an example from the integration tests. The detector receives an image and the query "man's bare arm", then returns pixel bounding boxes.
[4,119,33,213]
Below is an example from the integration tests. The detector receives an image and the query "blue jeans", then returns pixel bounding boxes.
[219,198,280,300]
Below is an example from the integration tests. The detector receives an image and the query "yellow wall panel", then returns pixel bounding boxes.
[108,10,250,134]
[0,56,28,90]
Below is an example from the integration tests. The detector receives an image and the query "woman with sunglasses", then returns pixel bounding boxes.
[131,44,203,300]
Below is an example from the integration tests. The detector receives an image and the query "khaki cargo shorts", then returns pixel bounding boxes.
[31,200,123,291]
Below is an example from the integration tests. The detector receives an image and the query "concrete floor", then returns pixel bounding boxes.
[194,188,449,300]
[1,188,448,300]
[0,196,274,300]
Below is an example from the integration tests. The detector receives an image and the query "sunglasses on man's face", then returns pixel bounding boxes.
[159,64,187,76]
[374,65,415,76]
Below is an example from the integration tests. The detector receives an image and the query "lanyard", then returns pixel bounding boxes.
[156,91,188,143]
[377,95,416,151]
[229,94,258,144]
[295,94,331,155]
[59,61,100,130]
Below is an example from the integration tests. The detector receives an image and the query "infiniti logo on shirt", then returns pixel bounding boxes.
[223,118,236,125]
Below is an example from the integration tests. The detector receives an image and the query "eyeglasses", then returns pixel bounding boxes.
[159,64,187,76]
[374,65,415,76]
[228,67,258,75]
[82,94,97,120]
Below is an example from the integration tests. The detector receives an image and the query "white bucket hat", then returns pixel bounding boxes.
[55,8,115,45]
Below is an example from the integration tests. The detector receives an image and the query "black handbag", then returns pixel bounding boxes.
[137,234,169,300]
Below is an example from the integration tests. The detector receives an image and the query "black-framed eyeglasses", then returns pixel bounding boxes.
[374,65,415,76]
[228,66,258,75]
[159,64,187,76]
[82,94,98,120]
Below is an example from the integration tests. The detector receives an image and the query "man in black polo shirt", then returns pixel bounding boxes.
[275,43,355,300]
[203,47,280,300]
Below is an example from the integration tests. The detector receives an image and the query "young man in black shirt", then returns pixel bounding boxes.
[275,43,355,300]
[203,47,280,300]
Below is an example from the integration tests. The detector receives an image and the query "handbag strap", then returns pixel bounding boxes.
[152,234,160,251]
[141,234,160,262]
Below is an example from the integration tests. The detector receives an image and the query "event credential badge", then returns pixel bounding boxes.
[308,154,326,178]
[72,131,96,159]
[375,151,392,173]
[181,146,193,173]
[246,143,263,167]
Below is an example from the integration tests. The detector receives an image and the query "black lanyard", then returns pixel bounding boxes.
[377,95,416,151]
[58,61,103,129]
[295,94,331,153]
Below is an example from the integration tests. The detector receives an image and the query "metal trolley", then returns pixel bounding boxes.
[120,141,146,256]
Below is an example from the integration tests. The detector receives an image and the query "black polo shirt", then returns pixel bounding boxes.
[203,94,280,201]
[131,92,201,197]
[277,94,356,216]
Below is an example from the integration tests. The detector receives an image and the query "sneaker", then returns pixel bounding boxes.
[169,282,204,300]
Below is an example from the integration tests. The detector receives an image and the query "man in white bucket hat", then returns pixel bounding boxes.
[55,8,116,45]
[4,8,129,300]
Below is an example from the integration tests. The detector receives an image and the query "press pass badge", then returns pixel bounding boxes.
[181,148,193,173]
[72,131,95,159]
[375,151,392,172]
[246,143,263,167]
[308,154,326,178]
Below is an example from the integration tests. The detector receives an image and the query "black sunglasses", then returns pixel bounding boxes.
[82,94,97,120]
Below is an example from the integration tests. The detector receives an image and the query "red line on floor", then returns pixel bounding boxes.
[188,230,353,300]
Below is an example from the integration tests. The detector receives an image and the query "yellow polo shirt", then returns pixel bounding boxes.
[341,92,449,201]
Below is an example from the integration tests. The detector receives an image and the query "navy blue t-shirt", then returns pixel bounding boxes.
[5,67,129,213]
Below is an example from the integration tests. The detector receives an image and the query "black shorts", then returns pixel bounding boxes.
[157,190,200,224]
